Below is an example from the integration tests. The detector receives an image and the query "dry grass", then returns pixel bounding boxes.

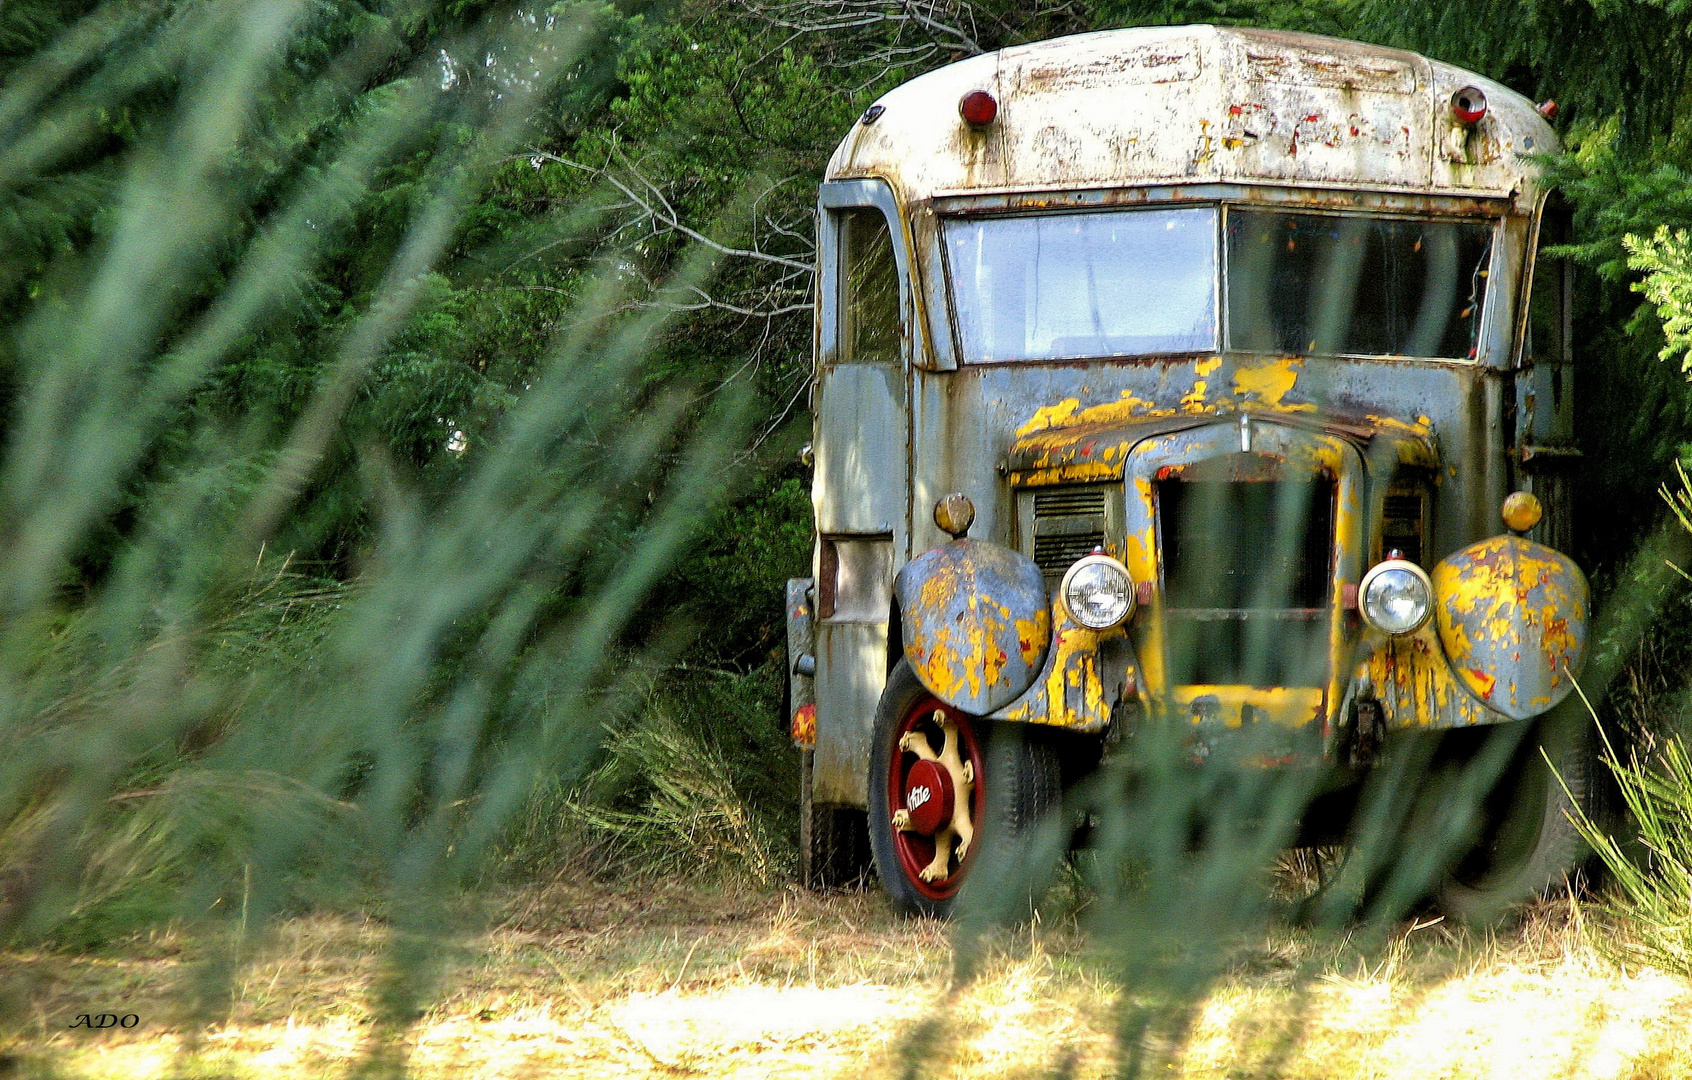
[3,879,1690,1079]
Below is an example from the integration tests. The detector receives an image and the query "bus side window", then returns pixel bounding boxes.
[842,208,901,364]
[1527,207,1570,368]
[1521,202,1576,551]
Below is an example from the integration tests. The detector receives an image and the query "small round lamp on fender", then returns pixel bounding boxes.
[934,493,975,538]
[1501,491,1543,534]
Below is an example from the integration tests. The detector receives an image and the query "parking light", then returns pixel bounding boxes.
[1451,85,1487,126]
[1501,491,1543,534]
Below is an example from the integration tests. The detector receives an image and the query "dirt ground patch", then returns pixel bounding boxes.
[4,879,1690,1079]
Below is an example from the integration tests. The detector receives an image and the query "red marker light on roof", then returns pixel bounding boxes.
[1451,85,1488,126]
[959,89,997,126]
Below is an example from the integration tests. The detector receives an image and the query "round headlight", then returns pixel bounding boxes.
[1060,555,1135,630]
[1358,559,1433,635]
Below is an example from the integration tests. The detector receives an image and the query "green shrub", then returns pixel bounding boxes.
[1579,727,1692,978]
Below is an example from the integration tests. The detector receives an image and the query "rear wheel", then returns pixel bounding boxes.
[1436,718,1600,924]
[800,749,869,889]
[868,659,1062,919]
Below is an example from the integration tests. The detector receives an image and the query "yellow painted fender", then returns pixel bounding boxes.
[893,539,1052,714]
[1430,536,1589,721]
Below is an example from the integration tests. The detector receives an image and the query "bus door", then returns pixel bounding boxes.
[810,180,911,806]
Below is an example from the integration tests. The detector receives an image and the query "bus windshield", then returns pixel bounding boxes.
[942,206,1494,364]
[1225,210,1493,360]
[944,207,1218,364]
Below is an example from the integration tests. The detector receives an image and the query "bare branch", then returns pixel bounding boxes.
[530,150,813,274]
[511,148,816,324]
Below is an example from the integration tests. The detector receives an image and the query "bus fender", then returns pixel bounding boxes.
[1430,536,1589,721]
[893,539,1052,714]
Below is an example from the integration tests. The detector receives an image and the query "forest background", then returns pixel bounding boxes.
[5,0,1692,1064]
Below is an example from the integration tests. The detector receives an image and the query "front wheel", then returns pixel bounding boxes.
[867,659,1062,919]
[1436,717,1601,924]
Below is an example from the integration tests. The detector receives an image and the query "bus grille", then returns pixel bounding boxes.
[1159,479,1334,610]
[1158,478,1335,686]
[1031,487,1107,575]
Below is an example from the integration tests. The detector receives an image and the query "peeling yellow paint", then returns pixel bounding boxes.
[1014,616,1046,666]
[1121,527,1156,583]
[1015,397,1084,437]
[1010,461,1123,486]
[1172,685,1325,728]
[1014,388,1181,438]
[990,599,1121,733]
[1180,358,1224,412]
[1232,358,1310,410]
[1430,535,1587,717]
[1361,621,1495,729]
[1364,413,1434,437]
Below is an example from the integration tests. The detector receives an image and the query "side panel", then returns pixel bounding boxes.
[813,363,906,533]
[1516,201,1578,552]
[813,623,888,805]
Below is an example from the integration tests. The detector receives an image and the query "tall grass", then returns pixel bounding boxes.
[0,0,755,1066]
[1569,470,1692,980]
[1577,722,1692,977]
[495,666,796,888]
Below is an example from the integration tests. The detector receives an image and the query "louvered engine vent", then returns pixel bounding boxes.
[1031,487,1108,575]
[1381,492,1426,565]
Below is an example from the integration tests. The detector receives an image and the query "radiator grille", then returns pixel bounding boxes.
[1030,486,1108,575]
[1159,478,1335,687]
[1159,479,1334,610]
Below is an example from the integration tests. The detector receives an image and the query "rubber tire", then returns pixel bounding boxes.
[800,749,870,889]
[1435,717,1600,925]
[867,659,1063,920]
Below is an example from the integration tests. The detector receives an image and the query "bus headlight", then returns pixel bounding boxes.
[1060,554,1135,630]
[1358,559,1434,635]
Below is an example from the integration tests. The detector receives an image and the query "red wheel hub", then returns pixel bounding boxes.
[886,696,984,900]
[901,758,954,835]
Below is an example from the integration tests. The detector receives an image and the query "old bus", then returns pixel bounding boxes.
[784,25,1589,918]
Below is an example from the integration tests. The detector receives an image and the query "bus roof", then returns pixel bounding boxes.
[826,25,1555,206]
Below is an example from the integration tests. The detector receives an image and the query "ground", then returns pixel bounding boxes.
[4,878,1691,1079]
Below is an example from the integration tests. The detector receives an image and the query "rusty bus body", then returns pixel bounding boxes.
[785,25,1588,916]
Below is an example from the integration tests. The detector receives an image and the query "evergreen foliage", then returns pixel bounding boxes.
[1627,226,1692,370]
